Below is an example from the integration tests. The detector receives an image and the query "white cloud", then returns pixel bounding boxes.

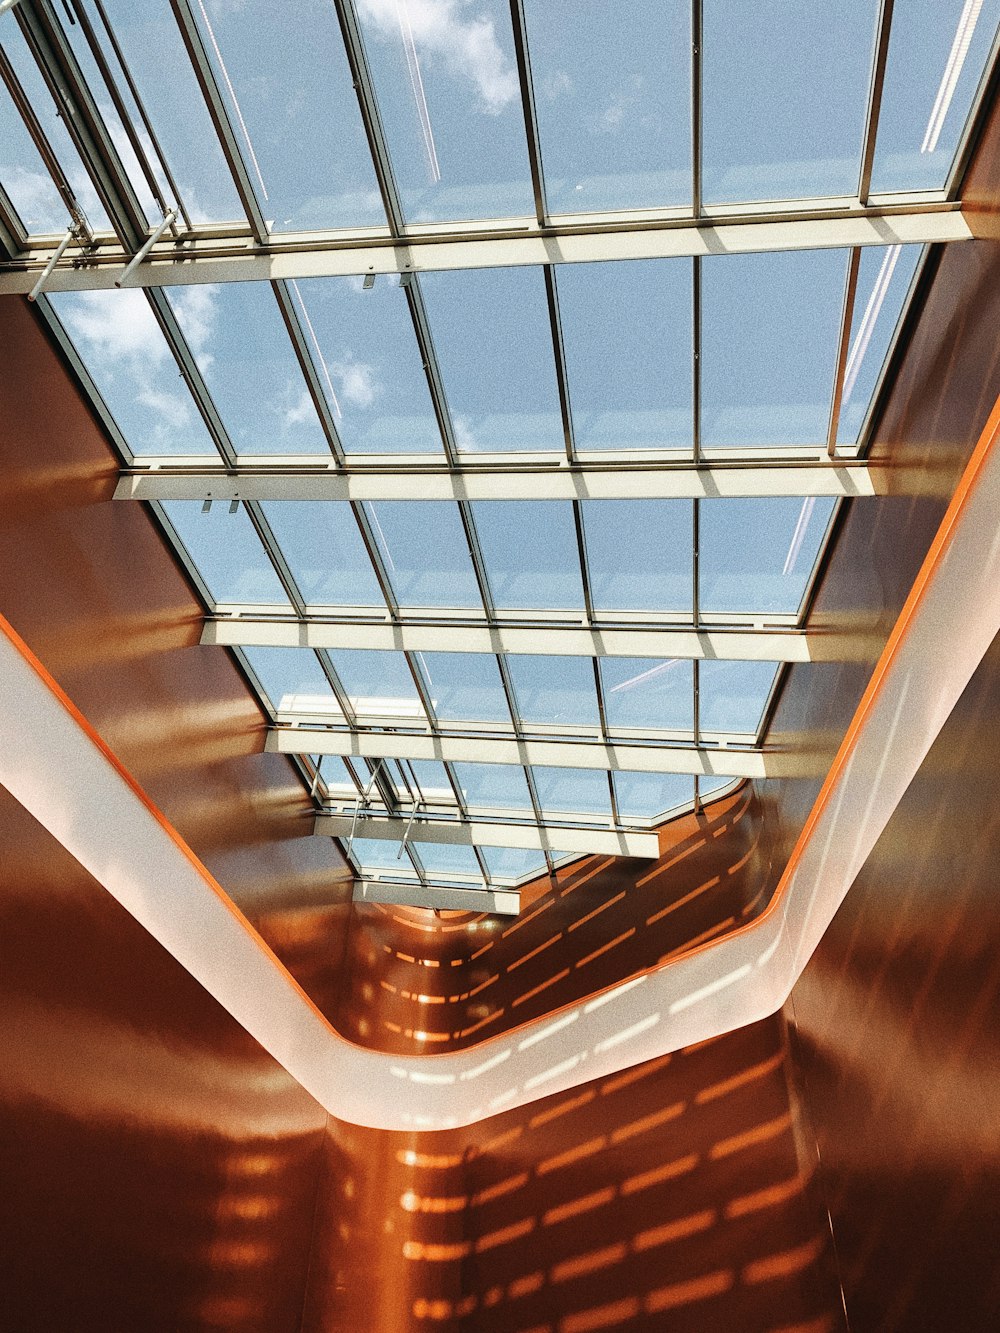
[541,70,573,102]
[284,387,316,427]
[171,284,220,372]
[332,359,379,409]
[59,288,169,365]
[358,0,518,114]
[136,386,196,430]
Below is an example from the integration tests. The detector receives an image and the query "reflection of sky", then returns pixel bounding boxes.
[703,0,878,203]
[165,281,328,455]
[701,498,835,614]
[557,259,692,449]
[355,0,532,222]
[524,0,690,214]
[702,249,846,447]
[194,0,385,231]
[420,267,563,452]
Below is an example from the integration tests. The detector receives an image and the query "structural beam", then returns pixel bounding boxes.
[206,616,820,662]
[354,879,520,915]
[115,459,882,503]
[267,724,771,778]
[316,811,660,858]
[0,204,970,296]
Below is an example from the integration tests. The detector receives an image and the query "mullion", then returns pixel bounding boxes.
[545,266,576,464]
[273,279,346,464]
[826,248,863,458]
[691,0,703,217]
[508,0,547,225]
[145,288,233,465]
[858,0,896,206]
[169,0,266,239]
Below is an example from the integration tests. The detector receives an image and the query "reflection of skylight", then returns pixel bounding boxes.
[4,1,996,904]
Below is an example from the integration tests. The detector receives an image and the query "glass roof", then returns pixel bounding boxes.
[2,0,997,903]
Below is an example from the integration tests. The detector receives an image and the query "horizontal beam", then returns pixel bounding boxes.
[354,879,520,915]
[0,204,969,294]
[115,459,882,503]
[207,615,820,662]
[316,812,660,858]
[267,724,771,778]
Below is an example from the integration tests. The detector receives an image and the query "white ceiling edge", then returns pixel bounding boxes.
[2,393,999,1130]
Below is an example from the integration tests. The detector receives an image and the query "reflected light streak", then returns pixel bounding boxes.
[196,0,269,199]
[394,0,442,182]
[290,279,342,417]
[608,657,683,693]
[782,496,816,576]
[921,0,985,153]
[668,963,752,1015]
[842,243,902,402]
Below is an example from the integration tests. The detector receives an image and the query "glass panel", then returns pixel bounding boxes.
[557,259,692,450]
[837,244,922,445]
[472,501,585,609]
[0,26,113,232]
[242,646,340,712]
[479,846,547,881]
[165,281,328,455]
[701,249,846,448]
[452,762,534,811]
[703,0,879,203]
[532,766,611,817]
[614,772,693,821]
[700,497,835,615]
[160,500,289,604]
[523,0,690,214]
[79,0,245,223]
[582,500,692,614]
[351,837,416,872]
[601,658,693,731]
[699,774,735,801]
[405,759,456,802]
[260,502,386,607]
[699,661,780,734]
[291,276,443,454]
[328,648,424,720]
[193,0,385,231]
[49,290,218,457]
[872,0,1000,193]
[506,655,599,728]
[417,652,510,723]
[319,756,361,794]
[412,842,483,879]
[420,268,564,452]
[354,0,532,222]
[365,501,482,608]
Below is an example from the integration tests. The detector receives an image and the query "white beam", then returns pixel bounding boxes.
[316,811,660,858]
[354,879,520,915]
[1,204,969,294]
[115,459,881,502]
[206,616,818,661]
[267,724,771,778]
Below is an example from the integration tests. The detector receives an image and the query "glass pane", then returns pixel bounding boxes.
[532,766,611,817]
[291,276,443,454]
[480,846,547,881]
[700,774,735,801]
[420,268,564,452]
[837,244,922,445]
[319,756,361,794]
[582,500,692,614]
[452,762,534,811]
[700,497,835,614]
[160,500,289,604]
[601,658,693,731]
[506,655,599,728]
[614,771,693,821]
[872,0,1000,193]
[557,259,692,450]
[193,0,385,231]
[405,759,456,802]
[412,842,483,879]
[699,660,780,734]
[703,0,879,203]
[80,0,244,223]
[701,250,846,448]
[351,837,415,872]
[328,648,424,720]
[524,0,690,214]
[166,281,328,455]
[242,646,340,712]
[417,652,510,723]
[472,501,584,609]
[0,27,112,232]
[49,290,217,457]
[260,502,386,607]
[354,0,532,222]
[365,501,482,608]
